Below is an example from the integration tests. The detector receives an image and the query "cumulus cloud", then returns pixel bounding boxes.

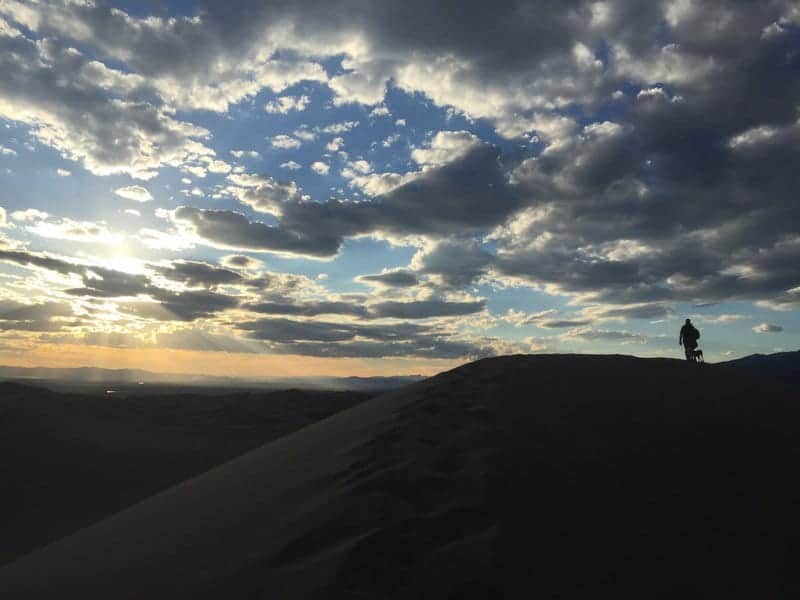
[230,150,261,159]
[310,161,330,175]
[2,0,800,357]
[114,185,154,202]
[265,94,310,114]
[326,137,344,152]
[411,131,481,167]
[0,33,213,179]
[319,121,360,134]
[224,172,305,216]
[177,141,522,257]
[270,135,302,149]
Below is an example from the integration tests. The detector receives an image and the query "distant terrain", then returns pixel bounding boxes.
[1,352,799,597]
[0,364,424,394]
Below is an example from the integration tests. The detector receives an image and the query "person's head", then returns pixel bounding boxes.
[685,318,691,325]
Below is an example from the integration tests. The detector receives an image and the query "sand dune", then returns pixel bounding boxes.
[0,383,368,565]
[2,355,798,598]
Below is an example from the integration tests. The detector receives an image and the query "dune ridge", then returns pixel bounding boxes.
[2,354,798,598]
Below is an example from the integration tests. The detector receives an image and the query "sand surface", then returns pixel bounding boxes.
[0,384,367,565]
[1,355,798,597]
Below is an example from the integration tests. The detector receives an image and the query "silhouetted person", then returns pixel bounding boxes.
[679,318,700,361]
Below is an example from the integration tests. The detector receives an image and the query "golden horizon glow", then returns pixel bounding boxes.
[0,342,460,378]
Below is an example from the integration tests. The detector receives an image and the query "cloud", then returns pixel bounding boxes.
[2,0,800,356]
[120,289,239,322]
[280,160,301,170]
[0,207,5,227]
[221,255,263,270]
[311,161,330,175]
[265,94,310,113]
[0,33,213,179]
[538,319,593,329]
[230,150,261,159]
[326,137,344,152]
[224,172,304,216]
[56,168,71,176]
[170,207,340,257]
[172,139,521,259]
[270,135,302,149]
[411,131,481,167]
[114,185,154,203]
[135,228,195,251]
[369,105,391,117]
[563,327,647,343]
[12,211,122,246]
[152,260,244,289]
[244,301,368,318]
[357,269,419,288]
[0,248,86,276]
[235,317,492,359]
[319,120,360,134]
[0,300,76,332]
[370,299,485,319]
[0,144,17,156]
[411,238,493,288]
[753,323,783,333]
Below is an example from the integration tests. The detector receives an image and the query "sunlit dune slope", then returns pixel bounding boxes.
[1,355,798,599]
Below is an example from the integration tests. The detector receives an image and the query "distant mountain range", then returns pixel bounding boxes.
[720,350,800,386]
[0,365,424,392]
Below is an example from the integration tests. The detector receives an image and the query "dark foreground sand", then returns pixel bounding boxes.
[0,385,368,565]
[1,355,799,598]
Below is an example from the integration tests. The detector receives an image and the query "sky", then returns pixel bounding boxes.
[0,0,798,377]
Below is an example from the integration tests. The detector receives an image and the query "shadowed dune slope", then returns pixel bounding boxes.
[0,383,368,565]
[1,355,799,598]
